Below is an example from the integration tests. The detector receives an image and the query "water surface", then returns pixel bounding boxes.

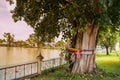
[0,47,61,68]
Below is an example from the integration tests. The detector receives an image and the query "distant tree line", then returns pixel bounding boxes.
[0,32,65,48]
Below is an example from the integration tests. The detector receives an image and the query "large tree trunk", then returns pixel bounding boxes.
[71,21,99,74]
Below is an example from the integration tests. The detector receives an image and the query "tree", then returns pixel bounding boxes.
[15,40,26,47]
[7,0,120,74]
[27,34,44,48]
[98,25,120,55]
[3,32,14,47]
[0,39,5,44]
[55,40,65,48]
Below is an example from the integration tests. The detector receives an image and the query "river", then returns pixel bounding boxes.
[0,47,61,68]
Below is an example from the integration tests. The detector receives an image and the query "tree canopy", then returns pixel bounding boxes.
[7,0,120,43]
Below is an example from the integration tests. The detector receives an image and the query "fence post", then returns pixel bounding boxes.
[59,52,64,65]
[37,53,44,74]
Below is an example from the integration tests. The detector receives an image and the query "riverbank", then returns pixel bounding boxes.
[0,46,62,50]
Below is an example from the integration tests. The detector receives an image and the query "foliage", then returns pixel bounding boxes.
[60,48,69,61]
[26,33,44,47]
[0,39,5,44]
[3,32,15,47]
[15,40,28,47]
[6,0,120,43]
[99,25,119,47]
[55,40,65,47]
[45,43,53,48]
[98,25,120,54]
[41,67,56,75]
[0,39,6,46]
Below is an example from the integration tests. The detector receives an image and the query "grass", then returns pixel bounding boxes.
[31,52,120,80]
[96,52,120,74]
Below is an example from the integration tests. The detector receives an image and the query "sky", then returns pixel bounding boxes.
[0,0,34,41]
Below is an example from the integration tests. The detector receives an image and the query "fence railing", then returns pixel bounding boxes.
[41,58,60,71]
[0,62,38,80]
[0,57,66,80]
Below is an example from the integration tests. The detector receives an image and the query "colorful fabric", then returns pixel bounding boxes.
[72,52,76,63]
[77,50,82,58]
[68,48,77,52]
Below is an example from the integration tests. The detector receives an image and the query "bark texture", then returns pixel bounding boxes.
[72,21,99,74]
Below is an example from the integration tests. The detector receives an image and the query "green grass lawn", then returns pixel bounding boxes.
[31,52,120,80]
[96,52,120,74]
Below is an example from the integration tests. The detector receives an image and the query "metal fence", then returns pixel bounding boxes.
[0,57,66,80]
[0,62,38,80]
[41,58,60,71]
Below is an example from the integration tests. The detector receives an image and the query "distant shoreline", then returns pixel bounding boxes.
[0,46,63,49]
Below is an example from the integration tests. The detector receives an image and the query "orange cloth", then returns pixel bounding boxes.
[68,48,77,52]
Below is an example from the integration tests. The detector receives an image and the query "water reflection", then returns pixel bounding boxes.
[0,47,61,68]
